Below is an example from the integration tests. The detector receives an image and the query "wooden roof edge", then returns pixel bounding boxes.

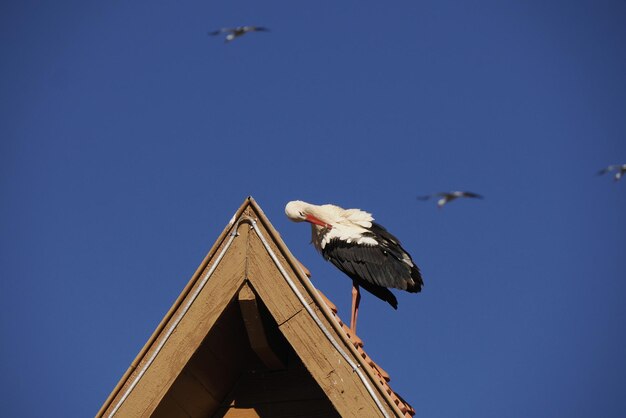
[246,198,412,418]
[96,197,254,418]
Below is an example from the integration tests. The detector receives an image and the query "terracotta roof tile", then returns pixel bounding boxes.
[316,288,416,417]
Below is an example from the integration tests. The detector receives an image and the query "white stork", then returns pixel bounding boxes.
[285,200,423,332]
[208,26,269,43]
[417,191,483,208]
[597,164,626,182]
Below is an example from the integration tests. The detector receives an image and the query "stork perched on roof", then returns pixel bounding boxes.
[285,200,423,333]
[417,191,483,208]
[597,164,626,182]
[208,26,269,43]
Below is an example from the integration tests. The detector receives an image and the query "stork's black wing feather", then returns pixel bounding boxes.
[322,225,422,309]
[326,255,399,309]
[368,223,423,291]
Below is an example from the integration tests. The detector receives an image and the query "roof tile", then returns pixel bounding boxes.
[315,288,416,417]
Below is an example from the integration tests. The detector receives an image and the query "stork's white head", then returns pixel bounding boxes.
[285,200,334,229]
[285,200,308,222]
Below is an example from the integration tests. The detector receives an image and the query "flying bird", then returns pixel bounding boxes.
[417,191,483,208]
[597,164,626,182]
[208,26,269,43]
[285,200,423,333]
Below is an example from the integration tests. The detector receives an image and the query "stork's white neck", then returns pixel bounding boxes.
[286,200,377,251]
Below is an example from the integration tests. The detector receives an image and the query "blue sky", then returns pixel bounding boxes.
[1,1,625,417]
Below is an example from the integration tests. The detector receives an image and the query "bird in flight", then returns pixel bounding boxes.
[285,200,423,333]
[208,26,269,43]
[597,164,626,182]
[417,191,484,208]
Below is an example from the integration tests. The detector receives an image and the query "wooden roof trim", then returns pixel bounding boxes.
[327,300,415,417]
[246,198,412,418]
[96,199,253,418]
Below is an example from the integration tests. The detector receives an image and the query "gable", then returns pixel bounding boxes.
[98,197,412,418]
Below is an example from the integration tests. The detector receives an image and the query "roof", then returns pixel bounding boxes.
[97,197,415,418]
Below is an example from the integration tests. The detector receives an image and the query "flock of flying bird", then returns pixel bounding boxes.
[210,24,624,333]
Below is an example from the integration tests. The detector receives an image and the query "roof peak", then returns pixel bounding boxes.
[98,197,414,418]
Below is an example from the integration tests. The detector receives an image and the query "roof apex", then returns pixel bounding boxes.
[98,197,414,418]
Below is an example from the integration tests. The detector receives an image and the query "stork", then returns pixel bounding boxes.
[285,200,423,333]
[208,26,269,43]
[597,164,626,182]
[417,191,483,208]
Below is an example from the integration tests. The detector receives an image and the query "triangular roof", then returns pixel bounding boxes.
[98,197,415,418]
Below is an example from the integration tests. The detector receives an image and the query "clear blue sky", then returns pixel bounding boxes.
[1,1,625,417]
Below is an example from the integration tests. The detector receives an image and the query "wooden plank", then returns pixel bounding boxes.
[238,283,285,370]
[221,407,262,418]
[103,224,249,418]
[277,307,388,418]
[246,231,313,326]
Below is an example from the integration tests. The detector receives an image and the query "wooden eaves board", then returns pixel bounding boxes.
[97,197,409,418]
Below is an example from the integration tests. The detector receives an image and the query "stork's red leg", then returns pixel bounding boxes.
[350,279,361,334]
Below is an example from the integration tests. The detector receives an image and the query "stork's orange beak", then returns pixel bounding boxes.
[305,214,332,229]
